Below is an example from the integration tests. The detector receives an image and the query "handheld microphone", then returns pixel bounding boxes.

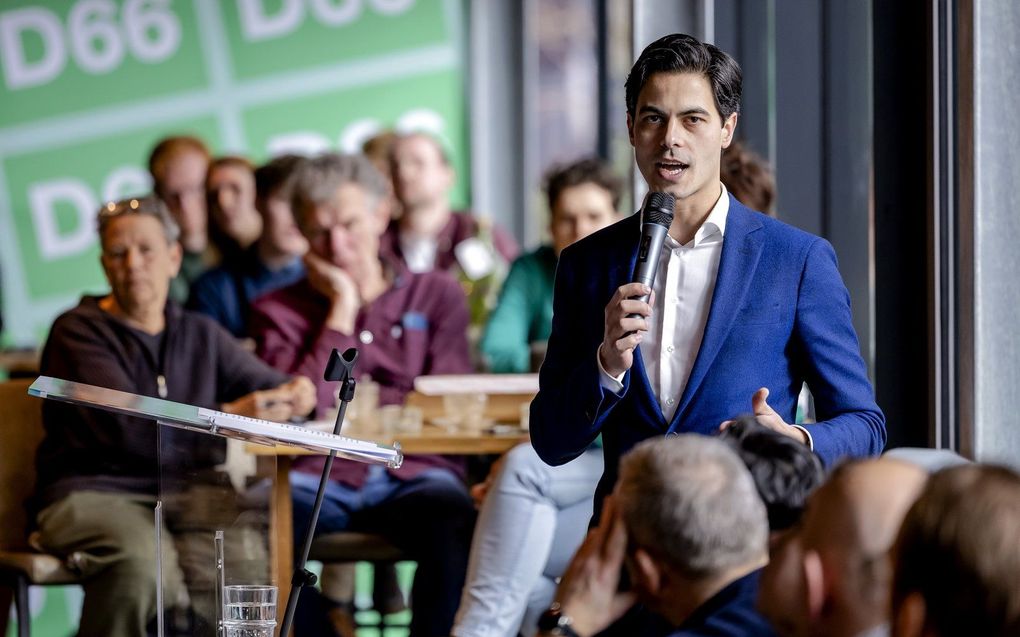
[629,191,675,314]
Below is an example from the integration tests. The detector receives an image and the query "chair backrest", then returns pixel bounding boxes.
[0,378,44,551]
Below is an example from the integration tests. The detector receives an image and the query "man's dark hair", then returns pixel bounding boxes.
[625,33,742,122]
[892,464,1020,637]
[718,416,825,531]
[544,157,623,215]
[255,154,305,203]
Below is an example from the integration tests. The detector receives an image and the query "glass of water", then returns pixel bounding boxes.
[222,585,277,637]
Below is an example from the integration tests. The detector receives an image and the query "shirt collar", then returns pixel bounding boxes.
[694,182,729,246]
[663,183,730,249]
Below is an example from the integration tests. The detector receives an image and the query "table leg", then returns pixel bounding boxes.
[262,455,293,636]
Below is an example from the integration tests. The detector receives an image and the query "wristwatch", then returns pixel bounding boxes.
[538,602,581,637]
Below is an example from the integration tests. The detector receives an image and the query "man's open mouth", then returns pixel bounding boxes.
[656,160,689,178]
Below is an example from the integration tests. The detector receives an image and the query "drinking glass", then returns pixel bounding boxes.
[222,585,277,637]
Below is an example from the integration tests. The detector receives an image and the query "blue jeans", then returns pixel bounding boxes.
[291,466,475,637]
[452,444,604,637]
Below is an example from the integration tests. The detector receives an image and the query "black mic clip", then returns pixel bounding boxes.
[324,347,359,402]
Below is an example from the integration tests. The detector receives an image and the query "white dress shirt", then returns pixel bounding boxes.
[600,185,729,421]
[400,234,438,272]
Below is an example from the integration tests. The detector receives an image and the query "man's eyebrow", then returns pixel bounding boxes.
[637,104,667,116]
[637,105,713,117]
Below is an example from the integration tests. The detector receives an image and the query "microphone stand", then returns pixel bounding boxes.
[278,347,359,637]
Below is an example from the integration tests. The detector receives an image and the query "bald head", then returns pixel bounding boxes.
[804,458,928,558]
[759,458,928,637]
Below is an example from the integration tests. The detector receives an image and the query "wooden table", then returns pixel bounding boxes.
[247,423,530,618]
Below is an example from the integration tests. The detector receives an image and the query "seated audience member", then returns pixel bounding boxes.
[32,196,315,637]
[720,140,776,216]
[759,458,928,637]
[249,153,476,637]
[539,435,775,637]
[206,156,264,259]
[453,442,604,637]
[362,129,402,222]
[481,157,622,373]
[891,464,1020,637]
[189,155,308,337]
[149,135,216,303]
[383,131,519,327]
[453,161,621,637]
[720,416,826,536]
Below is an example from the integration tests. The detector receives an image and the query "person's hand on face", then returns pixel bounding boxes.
[304,252,361,334]
[551,496,637,637]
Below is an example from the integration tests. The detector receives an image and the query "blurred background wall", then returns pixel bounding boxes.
[0,0,470,345]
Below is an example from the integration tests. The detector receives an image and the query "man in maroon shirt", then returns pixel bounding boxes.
[249,153,476,637]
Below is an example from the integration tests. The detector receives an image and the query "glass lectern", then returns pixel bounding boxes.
[28,375,401,637]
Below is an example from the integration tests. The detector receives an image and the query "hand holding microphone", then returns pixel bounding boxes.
[598,192,675,378]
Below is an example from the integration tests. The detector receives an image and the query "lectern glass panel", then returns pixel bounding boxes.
[157,428,277,637]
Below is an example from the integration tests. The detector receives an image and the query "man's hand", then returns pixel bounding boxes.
[599,283,654,378]
[222,375,318,423]
[279,376,317,418]
[550,497,637,637]
[720,387,809,445]
[304,252,360,334]
[469,452,508,507]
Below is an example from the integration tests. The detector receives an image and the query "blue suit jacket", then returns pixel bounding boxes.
[530,196,885,511]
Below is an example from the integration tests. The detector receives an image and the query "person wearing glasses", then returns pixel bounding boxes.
[32,196,315,637]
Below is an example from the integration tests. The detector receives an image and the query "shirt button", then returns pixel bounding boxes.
[359,330,374,344]
[666,345,675,353]
[666,397,675,405]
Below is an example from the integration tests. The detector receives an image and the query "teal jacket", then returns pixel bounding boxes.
[480,245,557,373]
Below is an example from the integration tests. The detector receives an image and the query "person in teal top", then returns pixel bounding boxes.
[481,158,623,373]
[454,159,622,637]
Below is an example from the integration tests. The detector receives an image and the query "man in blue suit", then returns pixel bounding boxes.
[531,33,885,522]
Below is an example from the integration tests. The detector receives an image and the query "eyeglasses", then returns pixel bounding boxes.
[98,197,146,219]
[96,195,180,244]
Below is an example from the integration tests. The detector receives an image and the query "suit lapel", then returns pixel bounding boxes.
[669,202,764,430]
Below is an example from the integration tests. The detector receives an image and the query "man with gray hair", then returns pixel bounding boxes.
[538,435,775,637]
[33,195,315,637]
[250,153,477,637]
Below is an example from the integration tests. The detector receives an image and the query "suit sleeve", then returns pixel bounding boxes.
[794,238,886,464]
[529,245,626,465]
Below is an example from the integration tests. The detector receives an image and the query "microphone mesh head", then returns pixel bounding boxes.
[645,192,675,226]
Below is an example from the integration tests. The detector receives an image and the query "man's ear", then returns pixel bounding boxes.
[626,113,636,147]
[631,547,661,595]
[892,592,927,637]
[721,112,739,149]
[168,240,183,278]
[802,549,826,621]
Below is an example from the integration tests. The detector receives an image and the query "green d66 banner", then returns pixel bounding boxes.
[0,0,468,348]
